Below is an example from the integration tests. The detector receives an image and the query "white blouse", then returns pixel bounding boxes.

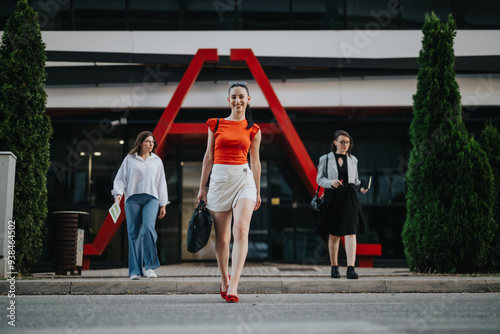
[112,153,170,207]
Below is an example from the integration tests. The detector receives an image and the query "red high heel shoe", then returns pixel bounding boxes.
[220,275,231,300]
[226,294,239,303]
[220,284,228,300]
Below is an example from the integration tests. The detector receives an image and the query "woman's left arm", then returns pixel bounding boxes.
[250,130,262,211]
[353,157,368,194]
[156,160,170,219]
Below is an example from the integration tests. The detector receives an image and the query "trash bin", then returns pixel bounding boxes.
[52,211,88,275]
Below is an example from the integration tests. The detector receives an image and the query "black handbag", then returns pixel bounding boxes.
[187,200,213,253]
[309,155,329,212]
[309,187,326,212]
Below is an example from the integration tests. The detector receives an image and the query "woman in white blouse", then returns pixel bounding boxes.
[112,131,169,280]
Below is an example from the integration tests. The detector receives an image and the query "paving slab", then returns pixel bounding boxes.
[385,278,490,293]
[282,279,387,294]
[0,280,72,295]
[70,279,178,295]
[486,279,500,292]
[2,263,499,295]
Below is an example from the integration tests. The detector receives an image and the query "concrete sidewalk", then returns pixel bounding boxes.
[2,262,499,295]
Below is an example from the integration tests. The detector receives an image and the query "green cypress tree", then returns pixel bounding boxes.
[478,121,500,270]
[402,13,494,273]
[0,0,52,275]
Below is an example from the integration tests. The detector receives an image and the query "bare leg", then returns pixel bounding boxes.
[344,234,357,267]
[227,198,255,296]
[329,235,341,266]
[211,210,232,290]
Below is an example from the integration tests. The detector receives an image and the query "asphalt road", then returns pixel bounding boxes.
[1,293,499,333]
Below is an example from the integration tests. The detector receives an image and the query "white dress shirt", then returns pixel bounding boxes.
[112,153,170,207]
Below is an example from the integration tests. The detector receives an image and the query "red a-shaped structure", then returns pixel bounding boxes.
[83,48,318,269]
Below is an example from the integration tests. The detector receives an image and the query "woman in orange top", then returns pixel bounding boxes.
[197,82,262,303]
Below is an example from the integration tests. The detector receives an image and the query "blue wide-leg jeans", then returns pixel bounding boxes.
[124,193,160,276]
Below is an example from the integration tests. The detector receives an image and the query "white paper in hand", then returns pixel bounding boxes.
[109,201,121,223]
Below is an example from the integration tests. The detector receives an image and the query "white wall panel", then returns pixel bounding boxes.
[42,31,133,53]
[8,30,494,59]
[46,75,500,109]
[456,74,500,107]
[339,77,416,106]
[455,31,500,57]
[337,31,423,59]
[131,31,340,58]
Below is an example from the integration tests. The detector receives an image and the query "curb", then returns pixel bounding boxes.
[2,277,499,295]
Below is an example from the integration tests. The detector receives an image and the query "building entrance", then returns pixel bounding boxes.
[180,161,216,261]
[177,160,270,262]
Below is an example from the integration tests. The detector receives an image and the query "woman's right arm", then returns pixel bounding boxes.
[316,155,341,189]
[112,156,128,204]
[197,129,215,204]
[317,155,331,189]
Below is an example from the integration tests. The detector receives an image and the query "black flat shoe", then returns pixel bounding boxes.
[346,266,358,279]
[331,266,341,278]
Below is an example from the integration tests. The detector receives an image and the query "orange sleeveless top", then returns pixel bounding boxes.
[207,118,260,165]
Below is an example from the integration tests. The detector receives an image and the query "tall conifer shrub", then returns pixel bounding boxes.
[478,121,500,270]
[0,0,52,275]
[402,13,494,273]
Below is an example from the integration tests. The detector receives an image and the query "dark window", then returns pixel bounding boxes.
[129,0,179,30]
[4,0,500,31]
[181,0,237,30]
[346,0,401,30]
[48,123,126,206]
[456,0,500,29]
[0,1,18,31]
[74,0,126,30]
[240,0,291,30]
[400,0,453,29]
[32,1,73,30]
[291,0,345,30]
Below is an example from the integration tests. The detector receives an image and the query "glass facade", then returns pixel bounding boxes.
[4,1,497,270]
[73,0,127,30]
[39,105,499,268]
[345,0,400,30]
[129,0,179,30]
[1,0,499,31]
[291,0,344,30]
[42,109,378,266]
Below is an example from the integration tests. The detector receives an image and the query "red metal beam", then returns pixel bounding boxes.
[357,243,383,267]
[83,243,98,256]
[83,48,319,269]
[230,49,317,195]
[153,49,218,157]
[340,237,382,267]
[82,200,125,269]
[83,50,219,268]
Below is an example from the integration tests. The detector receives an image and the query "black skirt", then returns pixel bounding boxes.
[314,185,366,236]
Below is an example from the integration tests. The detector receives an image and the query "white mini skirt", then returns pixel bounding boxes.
[206,163,257,212]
